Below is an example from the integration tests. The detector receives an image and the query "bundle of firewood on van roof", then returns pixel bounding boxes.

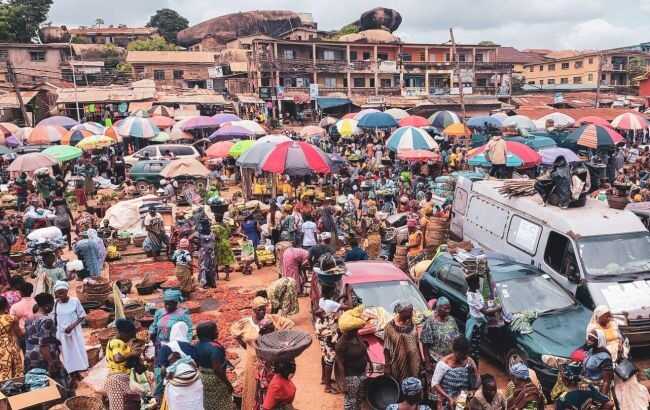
[498,179,536,198]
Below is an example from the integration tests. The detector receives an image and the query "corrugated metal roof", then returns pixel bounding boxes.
[516,107,642,121]
[156,91,228,105]
[126,51,215,64]
[55,80,156,103]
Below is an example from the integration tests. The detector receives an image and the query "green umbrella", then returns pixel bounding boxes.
[42,145,83,162]
[228,139,255,158]
[151,132,170,143]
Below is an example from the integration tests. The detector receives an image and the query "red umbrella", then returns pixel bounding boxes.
[397,149,440,162]
[575,116,611,127]
[206,141,235,159]
[399,115,430,127]
[260,141,331,175]
[471,141,542,168]
[150,115,175,129]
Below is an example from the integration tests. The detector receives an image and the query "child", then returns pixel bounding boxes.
[127,356,156,410]
[171,239,192,297]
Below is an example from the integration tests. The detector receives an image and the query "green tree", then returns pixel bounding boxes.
[628,56,648,85]
[70,35,90,44]
[127,35,177,51]
[478,40,496,46]
[0,0,53,42]
[147,8,188,44]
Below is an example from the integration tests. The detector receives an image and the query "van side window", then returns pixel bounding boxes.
[544,231,578,277]
[453,188,468,215]
[507,216,541,255]
[439,264,468,294]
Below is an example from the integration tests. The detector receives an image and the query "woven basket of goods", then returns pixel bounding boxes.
[86,309,110,329]
[132,234,146,247]
[124,304,145,320]
[93,327,117,351]
[64,396,105,410]
[160,279,180,290]
[607,194,629,210]
[86,346,102,368]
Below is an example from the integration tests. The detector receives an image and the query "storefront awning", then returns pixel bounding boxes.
[316,97,351,110]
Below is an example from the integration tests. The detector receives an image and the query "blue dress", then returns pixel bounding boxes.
[242,220,260,247]
[73,239,101,276]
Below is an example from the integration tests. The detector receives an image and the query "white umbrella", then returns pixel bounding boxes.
[229,120,265,136]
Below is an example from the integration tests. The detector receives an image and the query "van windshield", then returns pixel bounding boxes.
[577,232,650,278]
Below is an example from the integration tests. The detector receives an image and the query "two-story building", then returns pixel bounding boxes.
[125,51,218,90]
[69,25,158,47]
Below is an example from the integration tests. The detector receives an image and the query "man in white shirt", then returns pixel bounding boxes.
[301,215,318,249]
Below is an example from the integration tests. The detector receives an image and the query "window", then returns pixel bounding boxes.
[173,70,183,80]
[573,76,582,84]
[349,51,357,60]
[507,216,542,255]
[601,74,607,81]
[544,231,577,277]
[419,52,426,61]
[154,70,165,81]
[323,50,336,60]
[475,53,483,62]
[438,265,468,294]
[445,53,450,62]
[324,77,336,88]
[353,77,365,87]
[377,52,388,61]
[540,80,544,85]
[170,146,196,156]
[588,57,594,64]
[369,78,375,88]
[528,81,535,85]
[588,73,593,81]
[296,36,301,41]
[282,49,295,59]
[575,61,583,69]
[561,62,570,69]
[548,79,556,85]
[362,52,371,60]
[539,65,544,71]
[548,64,556,71]
[0,50,8,61]
[529,66,534,72]
[342,78,348,87]
[452,188,468,215]
[29,51,46,61]
[560,77,568,84]
[459,54,466,62]
[401,54,412,62]
[380,78,392,87]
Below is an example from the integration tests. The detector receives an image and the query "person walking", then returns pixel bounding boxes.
[53,281,88,389]
[486,135,507,179]
[105,319,139,410]
[335,308,369,410]
[194,322,234,409]
[383,302,422,383]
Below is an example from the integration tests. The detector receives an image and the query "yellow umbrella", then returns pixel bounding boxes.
[443,123,472,137]
[76,135,115,151]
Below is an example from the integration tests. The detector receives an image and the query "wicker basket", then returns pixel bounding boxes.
[64,396,105,410]
[124,304,145,320]
[115,237,130,251]
[607,194,629,210]
[86,310,110,329]
[132,234,146,247]
[86,346,102,368]
[93,328,117,351]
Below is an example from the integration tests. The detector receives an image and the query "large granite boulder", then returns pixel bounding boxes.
[358,8,402,32]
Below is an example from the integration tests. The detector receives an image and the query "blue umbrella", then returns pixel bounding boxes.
[467,116,502,128]
[357,112,398,129]
[468,152,524,168]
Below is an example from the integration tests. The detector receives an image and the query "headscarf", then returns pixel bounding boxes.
[392,301,413,314]
[252,296,268,309]
[87,228,106,267]
[509,362,530,380]
[588,328,607,350]
[406,218,417,228]
[586,305,616,336]
[53,280,69,292]
[436,297,450,308]
[168,321,190,357]
[163,289,183,303]
[401,377,423,397]
[337,305,366,333]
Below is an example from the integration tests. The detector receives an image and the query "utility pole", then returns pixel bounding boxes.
[69,41,81,122]
[595,53,603,108]
[6,62,31,126]
[449,28,466,120]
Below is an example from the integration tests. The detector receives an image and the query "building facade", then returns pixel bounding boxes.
[250,38,513,99]
[69,26,158,47]
[125,51,218,90]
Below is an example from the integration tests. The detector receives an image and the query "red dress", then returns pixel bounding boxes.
[262,374,296,410]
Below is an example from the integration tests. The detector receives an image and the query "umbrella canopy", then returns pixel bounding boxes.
[399,115,430,127]
[358,112,398,129]
[429,111,461,129]
[28,125,66,144]
[467,116,502,128]
[386,127,438,152]
[397,149,439,162]
[228,140,256,158]
[37,116,78,129]
[149,105,173,117]
[566,124,623,149]
[61,129,92,145]
[76,135,115,151]
[506,135,557,150]
[150,116,175,129]
[160,157,210,178]
[538,112,575,128]
[327,152,348,171]
[151,132,171,143]
[256,135,291,144]
[319,116,338,127]
[7,152,57,172]
[491,112,509,121]
[502,115,536,130]
[385,108,409,120]
[42,145,83,162]
[468,141,541,168]
[212,113,241,125]
[70,122,105,135]
[353,108,380,121]
[181,116,220,131]
[104,126,123,142]
[443,123,472,137]
[342,113,357,120]
[4,135,19,148]
[299,125,325,138]
[576,116,610,127]
[228,120,266,135]
[260,141,331,175]
[209,125,254,141]
[0,123,19,136]
[206,141,235,159]
[236,141,284,169]
[538,147,581,166]
[116,116,159,139]
[336,119,362,138]
[611,112,649,130]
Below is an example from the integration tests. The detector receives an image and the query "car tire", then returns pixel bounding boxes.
[135,181,152,194]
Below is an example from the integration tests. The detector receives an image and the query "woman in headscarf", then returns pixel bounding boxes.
[230,296,294,410]
[212,213,235,282]
[163,351,204,410]
[194,218,216,288]
[0,295,23,382]
[265,277,299,317]
[158,322,196,380]
[432,336,480,410]
[358,205,380,259]
[73,230,102,278]
[24,292,71,397]
[33,251,67,296]
[386,377,432,410]
[383,302,422,383]
[503,362,544,410]
[53,280,88,388]
[334,306,369,410]
[194,322,234,409]
[88,228,106,270]
[149,289,193,398]
[105,319,139,410]
[586,305,622,361]
[420,297,460,378]
[171,238,193,297]
[143,207,168,257]
[51,188,73,250]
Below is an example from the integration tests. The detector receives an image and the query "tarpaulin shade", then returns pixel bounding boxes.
[316,97,352,110]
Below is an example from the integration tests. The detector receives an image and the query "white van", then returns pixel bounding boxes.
[451,177,650,347]
[125,144,200,167]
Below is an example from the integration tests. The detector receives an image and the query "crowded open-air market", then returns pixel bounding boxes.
[2,2,650,410]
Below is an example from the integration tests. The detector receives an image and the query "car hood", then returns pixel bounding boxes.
[516,305,591,359]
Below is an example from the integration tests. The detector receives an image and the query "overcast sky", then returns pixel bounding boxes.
[48,0,650,50]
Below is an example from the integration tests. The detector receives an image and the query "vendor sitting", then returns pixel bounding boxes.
[97,219,116,245]
[159,179,175,202]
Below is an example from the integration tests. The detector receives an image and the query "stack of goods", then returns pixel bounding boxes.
[256,246,275,266]
[106,244,121,261]
[26,226,66,256]
[423,217,449,254]
[498,180,536,198]
[0,193,15,208]
[115,231,132,251]
[431,176,456,200]
[255,330,312,362]
[446,240,473,254]
[80,277,112,304]
[85,309,110,329]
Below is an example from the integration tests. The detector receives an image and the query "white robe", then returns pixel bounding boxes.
[55,297,89,373]
[165,379,204,410]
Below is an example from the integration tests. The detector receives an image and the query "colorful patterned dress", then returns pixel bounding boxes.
[212,223,235,266]
[0,314,23,380]
[198,232,216,286]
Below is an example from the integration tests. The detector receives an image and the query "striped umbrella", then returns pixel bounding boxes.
[37,116,78,129]
[385,108,409,120]
[353,108,380,121]
[7,152,57,173]
[467,116,502,128]
[576,116,611,127]
[206,141,235,159]
[342,113,357,120]
[256,135,291,144]
[149,105,173,117]
[61,129,92,145]
[237,140,287,169]
[429,111,461,129]
[181,116,220,131]
[502,115,536,130]
[397,149,439,162]
[116,116,159,139]
[537,112,575,128]
[611,112,649,130]
[0,123,19,135]
[386,127,438,152]
[399,115,430,127]
[150,116,175,129]
[212,113,241,126]
[15,127,32,144]
[336,119,362,138]
[443,123,472,137]
[491,112,509,121]
[468,141,541,168]
[42,145,83,162]
[76,135,116,151]
[105,126,123,142]
[259,141,331,175]
[299,125,325,138]
[151,132,171,143]
[27,125,66,144]
[566,125,624,149]
[358,112,398,129]
[70,122,105,135]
